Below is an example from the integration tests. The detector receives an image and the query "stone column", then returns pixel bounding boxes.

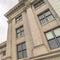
[22,11,34,58]
[26,6,43,47]
[26,5,48,56]
[11,19,17,60]
[0,53,2,60]
[6,21,12,60]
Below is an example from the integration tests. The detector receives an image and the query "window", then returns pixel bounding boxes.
[34,0,45,9]
[3,51,6,56]
[45,27,60,49]
[38,9,55,25]
[17,42,27,59]
[16,15,22,23]
[16,25,24,38]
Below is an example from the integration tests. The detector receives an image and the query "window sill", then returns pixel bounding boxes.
[18,57,28,60]
[49,47,60,54]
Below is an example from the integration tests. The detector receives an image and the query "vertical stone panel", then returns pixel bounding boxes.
[22,11,34,58]
[26,6,43,47]
[11,19,17,60]
[6,21,12,60]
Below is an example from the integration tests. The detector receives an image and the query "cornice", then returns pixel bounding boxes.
[4,1,25,18]
[4,0,35,19]
[0,41,7,49]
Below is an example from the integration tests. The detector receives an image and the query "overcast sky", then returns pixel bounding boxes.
[0,0,18,43]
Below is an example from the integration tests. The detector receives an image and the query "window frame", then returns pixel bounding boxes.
[38,9,55,25]
[34,0,45,9]
[15,15,22,23]
[45,27,60,49]
[16,25,24,38]
[17,42,27,59]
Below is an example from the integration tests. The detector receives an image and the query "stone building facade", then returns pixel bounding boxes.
[0,0,60,60]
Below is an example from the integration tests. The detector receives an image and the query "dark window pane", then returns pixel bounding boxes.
[17,45,22,51]
[48,39,58,49]
[20,27,24,31]
[34,0,45,8]
[38,14,45,20]
[16,26,24,38]
[47,15,54,21]
[16,29,20,33]
[38,9,54,25]
[45,11,51,16]
[17,42,27,59]
[23,50,27,58]
[20,31,24,36]
[22,43,26,50]
[17,33,20,38]
[16,15,22,23]
[18,52,23,59]
[40,19,47,25]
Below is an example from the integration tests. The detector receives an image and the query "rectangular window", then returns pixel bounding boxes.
[34,0,45,9]
[16,25,24,38]
[38,9,55,25]
[3,51,6,56]
[17,42,27,59]
[15,15,22,23]
[45,27,60,49]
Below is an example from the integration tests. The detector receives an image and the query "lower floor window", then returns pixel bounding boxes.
[45,27,60,49]
[17,42,27,59]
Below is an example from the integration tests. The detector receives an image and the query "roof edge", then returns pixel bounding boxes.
[4,0,27,18]
[4,2,21,18]
[0,41,7,48]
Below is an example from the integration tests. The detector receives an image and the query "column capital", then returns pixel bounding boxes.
[25,0,33,9]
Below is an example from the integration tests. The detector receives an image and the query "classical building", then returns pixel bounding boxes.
[0,0,60,60]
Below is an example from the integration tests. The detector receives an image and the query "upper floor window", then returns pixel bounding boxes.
[34,0,45,9]
[3,51,6,56]
[38,9,55,25]
[16,25,24,38]
[17,42,27,59]
[15,15,22,23]
[45,27,60,49]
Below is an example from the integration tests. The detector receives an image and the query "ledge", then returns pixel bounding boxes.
[0,41,7,48]
[30,48,60,60]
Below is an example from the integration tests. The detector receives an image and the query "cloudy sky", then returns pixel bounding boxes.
[0,0,18,43]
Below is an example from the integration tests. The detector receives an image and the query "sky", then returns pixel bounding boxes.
[0,0,18,43]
